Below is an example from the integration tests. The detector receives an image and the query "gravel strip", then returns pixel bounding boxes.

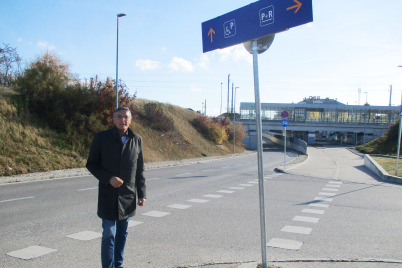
[0,151,256,184]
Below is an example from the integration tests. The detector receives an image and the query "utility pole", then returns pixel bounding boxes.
[204,99,207,116]
[227,74,230,114]
[231,83,234,114]
[220,82,223,116]
[389,85,392,106]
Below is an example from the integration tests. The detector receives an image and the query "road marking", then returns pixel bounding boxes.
[329,181,342,184]
[293,216,320,223]
[229,187,244,190]
[67,231,102,241]
[302,208,325,215]
[147,177,161,181]
[128,220,144,227]
[221,166,231,169]
[239,184,253,187]
[0,196,34,203]
[326,184,341,188]
[318,192,336,196]
[217,190,235,193]
[142,211,170,217]
[187,199,210,203]
[247,181,259,184]
[314,196,333,202]
[78,187,98,191]
[309,203,329,208]
[167,204,192,209]
[267,238,303,250]
[175,173,192,177]
[7,245,57,260]
[322,188,339,191]
[202,169,215,172]
[281,225,312,235]
[203,194,223,198]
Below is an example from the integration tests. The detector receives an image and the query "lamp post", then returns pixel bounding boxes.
[233,86,239,153]
[395,66,402,175]
[115,13,126,110]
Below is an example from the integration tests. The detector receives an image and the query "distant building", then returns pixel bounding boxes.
[239,97,400,147]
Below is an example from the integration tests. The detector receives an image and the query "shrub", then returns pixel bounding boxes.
[192,115,227,144]
[144,102,174,132]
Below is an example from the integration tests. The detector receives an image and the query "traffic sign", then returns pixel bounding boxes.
[281,110,289,119]
[202,0,313,53]
[281,119,289,127]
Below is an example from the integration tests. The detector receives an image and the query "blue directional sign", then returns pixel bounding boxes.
[281,119,289,127]
[202,0,313,53]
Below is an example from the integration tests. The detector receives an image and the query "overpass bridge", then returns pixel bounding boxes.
[239,98,400,149]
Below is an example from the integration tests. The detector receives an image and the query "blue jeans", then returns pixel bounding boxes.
[101,218,130,268]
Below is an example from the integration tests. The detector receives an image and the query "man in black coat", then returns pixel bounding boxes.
[86,107,146,268]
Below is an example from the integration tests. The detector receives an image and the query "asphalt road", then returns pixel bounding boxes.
[1,146,401,268]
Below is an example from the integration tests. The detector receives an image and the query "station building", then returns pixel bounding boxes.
[239,96,400,147]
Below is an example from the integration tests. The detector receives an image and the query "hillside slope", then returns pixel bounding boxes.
[0,87,244,176]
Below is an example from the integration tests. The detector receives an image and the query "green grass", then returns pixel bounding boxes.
[371,156,402,176]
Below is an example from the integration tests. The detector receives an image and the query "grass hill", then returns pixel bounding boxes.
[0,86,244,177]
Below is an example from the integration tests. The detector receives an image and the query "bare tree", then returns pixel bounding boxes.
[0,43,22,86]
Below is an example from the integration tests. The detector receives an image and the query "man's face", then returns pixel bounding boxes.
[113,110,132,134]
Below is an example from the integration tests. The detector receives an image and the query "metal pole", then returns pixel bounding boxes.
[115,16,119,110]
[284,127,287,170]
[220,82,223,116]
[233,87,238,153]
[395,91,402,176]
[252,39,267,268]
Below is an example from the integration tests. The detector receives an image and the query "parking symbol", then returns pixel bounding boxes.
[260,6,274,27]
[223,19,236,38]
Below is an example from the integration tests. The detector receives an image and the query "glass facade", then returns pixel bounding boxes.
[240,102,399,125]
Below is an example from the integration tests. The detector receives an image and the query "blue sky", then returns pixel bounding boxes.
[2,0,402,116]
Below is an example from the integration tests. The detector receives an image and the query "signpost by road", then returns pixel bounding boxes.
[202,1,313,267]
[281,118,289,170]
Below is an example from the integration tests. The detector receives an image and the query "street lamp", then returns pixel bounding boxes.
[115,13,126,110]
[233,86,239,153]
[395,65,402,175]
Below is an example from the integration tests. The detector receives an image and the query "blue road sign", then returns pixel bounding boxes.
[281,119,289,127]
[202,0,313,53]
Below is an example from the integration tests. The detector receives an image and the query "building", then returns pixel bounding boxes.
[239,97,400,147]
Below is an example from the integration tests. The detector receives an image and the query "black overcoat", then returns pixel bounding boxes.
[86,126,146,220]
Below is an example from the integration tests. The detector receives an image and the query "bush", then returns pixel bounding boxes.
[144,102,174,132]
[226,122,246,145]
[192,115,227,144]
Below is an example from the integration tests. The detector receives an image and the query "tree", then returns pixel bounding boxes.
[0,43,22,86]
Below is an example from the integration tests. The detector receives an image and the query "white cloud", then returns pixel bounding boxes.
[37,41,56,51]
[135,59,161,70]
[216,45,252,63]
[197,54,210,69]
[190,84,202,93]
[168,57,194,72]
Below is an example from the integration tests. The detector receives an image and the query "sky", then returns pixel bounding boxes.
[1,0,402,116]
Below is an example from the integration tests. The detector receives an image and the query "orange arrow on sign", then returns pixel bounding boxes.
[208,28,215,43]
[287,0,302,13]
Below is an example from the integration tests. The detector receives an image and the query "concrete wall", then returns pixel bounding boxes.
[262,132,307,155]
[364,154,402,184]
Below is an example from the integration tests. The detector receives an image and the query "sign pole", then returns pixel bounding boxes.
[395,91,402,176]
[284,127,287,170]
[252,40,268,268]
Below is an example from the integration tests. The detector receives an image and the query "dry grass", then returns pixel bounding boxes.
[0,90,245,176]
[370,155,402,176]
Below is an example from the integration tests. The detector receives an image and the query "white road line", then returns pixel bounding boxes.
[329,181,343,184]
[322,188,339,192]
[147,177,160,181]
[78,187,98,191]
[314,196,333,202]
[247,181,259,184]
[221,166,231,169]
[175,173,192,177]
[326,184,341,188]
[167,204,192,209]
[302,208,325,215]
[309,203,329,208]
[0,196,34,203]
[267,238,303,250]
[66,231,102,241]
[142,211,170,217]
[239,184,253,187]
[187,199,209,203]
[128,220,144,227]
[229,187,244,190]
[203,194,223,198]
[318,192,336,196]
[217,190,235,193]
[293,216,320,223]
[7,246,57,260]
[202,169,215,172]
[281,225,312,235]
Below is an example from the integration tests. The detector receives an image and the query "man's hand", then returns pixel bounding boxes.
[109,176,124,188]
[138,198,146,206]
